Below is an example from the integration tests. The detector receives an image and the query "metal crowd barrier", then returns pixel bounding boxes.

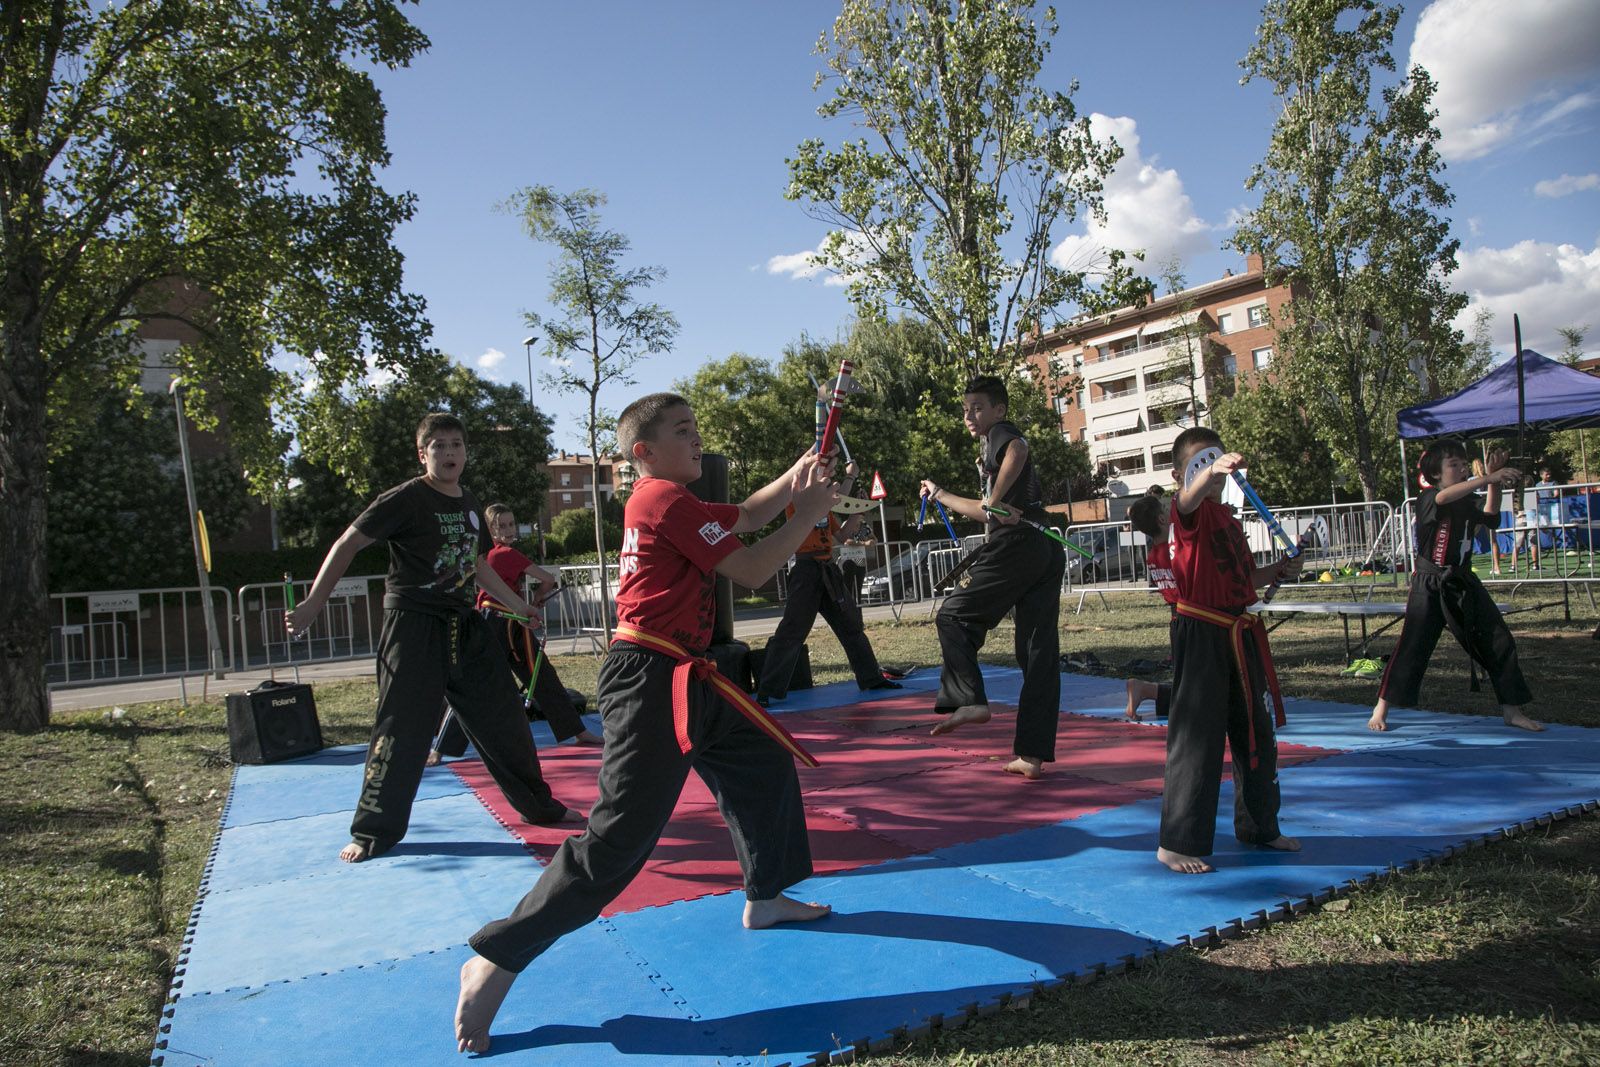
[236,575,383,674]
[1236,500,1402,597]
[46,586,235,689]
[542,562,621,655]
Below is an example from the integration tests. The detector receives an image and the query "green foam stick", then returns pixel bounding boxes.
[282,572,296,609]
[981,505,1094,559]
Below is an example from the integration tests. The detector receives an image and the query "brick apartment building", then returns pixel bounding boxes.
[1028,253,1293,504]
[538,451,631,525]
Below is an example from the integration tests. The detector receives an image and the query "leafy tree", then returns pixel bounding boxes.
[1231,0,1468,502]
[1209,380,1337,507]
[0,1,432,730]
[279,358,554,550]
[675,354,790,503]
[549,502,621,560]
[47,392,253,591]
[506,186,678,641]
[786,0,1141,379]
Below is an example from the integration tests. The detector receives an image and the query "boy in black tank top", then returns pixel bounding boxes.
[1370,441,1541,732]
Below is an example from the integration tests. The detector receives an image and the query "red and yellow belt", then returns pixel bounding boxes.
[612,623,820,768]
[1173,600,1286,769]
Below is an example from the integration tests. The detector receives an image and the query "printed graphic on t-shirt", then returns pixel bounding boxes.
[429,508,481,592]
[699,521,730,546]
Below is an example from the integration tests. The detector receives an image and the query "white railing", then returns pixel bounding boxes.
[47,586,235,689]
[237,575,383,674]
[1398,481,1600,588]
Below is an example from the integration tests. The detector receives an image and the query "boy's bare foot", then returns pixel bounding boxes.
[455,954,517,1054]
[743,893,832,929]
[931,704,990,735]
[1124,679,1142,721]
[425,749,441,766]
[1004,756,1044,780]
[574,729,603,745]
[1156,847,1213,874]
[1502,707,1544,732]
[1367,699,1389,732]
[1262,835,1301,852]
[338,840,370,863]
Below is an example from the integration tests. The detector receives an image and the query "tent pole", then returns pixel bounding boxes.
[1514,314,1527,462]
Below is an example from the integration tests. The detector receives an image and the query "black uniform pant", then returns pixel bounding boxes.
[436,618,588,755]
[470,642,814,973]
[352,609,566,856]
[758,557,884,699]
[1379,566,1532,707]
[1159,616,1281,857]
[934,527,1065,761]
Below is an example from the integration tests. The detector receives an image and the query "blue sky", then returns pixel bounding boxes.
[368,0,1600,450]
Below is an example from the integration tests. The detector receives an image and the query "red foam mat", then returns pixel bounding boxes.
[450,705,1344,914]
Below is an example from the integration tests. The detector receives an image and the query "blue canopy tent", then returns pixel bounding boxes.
[1397,348,1600,552]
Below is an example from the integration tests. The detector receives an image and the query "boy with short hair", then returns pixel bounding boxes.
[1124,492,1176,721]
[287,414,579,864]
[1158,427,1302,874]
[455,393,839,1053]
[917,375,1065,780]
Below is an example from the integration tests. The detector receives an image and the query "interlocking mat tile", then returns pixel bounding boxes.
[154,668,1599,1066]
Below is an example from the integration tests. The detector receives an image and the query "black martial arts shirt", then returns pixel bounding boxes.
[353,478,492,614]
[981,420,1047,533]
[1414,487,1497,572]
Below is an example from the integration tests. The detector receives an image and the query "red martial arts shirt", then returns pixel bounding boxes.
[1146,539,1178,605]
[475,543,533,609]
[1170,498,1255,611]
[615,477,743,651]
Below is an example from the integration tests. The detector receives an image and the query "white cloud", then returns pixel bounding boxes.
[1411,0,1600,161]
[1048,113,1212,276]
[1534,172,1600,198]
[477,346,507,372]
[766,231,873,287]
[1451,238,1600,351]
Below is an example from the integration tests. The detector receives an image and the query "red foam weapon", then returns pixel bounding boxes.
[817,358,853,459]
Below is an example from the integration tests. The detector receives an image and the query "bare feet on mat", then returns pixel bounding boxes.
[425,750,441,766]
[1502,706,1544,732]
[1156,847,1213,874]
[574,729,603,745]
[455,954,516,1054]
[931,704,990,735]
[338,840,370,863]
[1124,679,1142,722]
[1004,756,1044,780]
[1262,835,1301,852]
[743,893,832,929]
[1367,702,1389,732]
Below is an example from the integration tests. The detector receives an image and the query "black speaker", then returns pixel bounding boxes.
[749,642,812,693]
[709,639,752,692]
[226,681,324,764]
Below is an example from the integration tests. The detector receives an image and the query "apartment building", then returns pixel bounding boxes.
[539,451,629,523]
[1030,254,1293,500]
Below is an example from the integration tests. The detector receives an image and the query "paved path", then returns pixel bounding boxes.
[49,601,919,712]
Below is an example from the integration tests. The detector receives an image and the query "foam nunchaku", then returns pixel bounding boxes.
[981,505,1095,559]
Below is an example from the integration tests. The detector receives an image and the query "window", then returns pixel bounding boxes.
[1247,304,1268,328]
[560,472,571,486]
[1217,311,1234,334]
[1222,354,1238,376]
[1151,448,1174,471]
[1252,346,1273,369]
[1054,395,1070,414]
[561,492,572,504]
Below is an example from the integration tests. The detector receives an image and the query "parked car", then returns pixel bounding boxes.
[861,539,942,600]
[1064,528,1145,585]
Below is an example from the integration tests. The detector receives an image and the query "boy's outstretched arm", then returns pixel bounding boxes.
[718,456,840,587]
[475,557,540,626]
[286,525,375,636]
[732,449,841,533]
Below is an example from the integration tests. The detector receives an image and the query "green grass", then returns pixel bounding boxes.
[2,596,1597,1065]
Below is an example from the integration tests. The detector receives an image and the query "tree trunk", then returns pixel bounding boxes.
[1,258,53,731]
[588,389,613,643]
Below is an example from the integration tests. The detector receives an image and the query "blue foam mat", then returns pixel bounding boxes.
[155,665,1599,1066]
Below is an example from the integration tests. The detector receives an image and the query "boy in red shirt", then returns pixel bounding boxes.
[1124,491,1175,721]
[455,393,839,1052]
[1159,427,1302,874]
